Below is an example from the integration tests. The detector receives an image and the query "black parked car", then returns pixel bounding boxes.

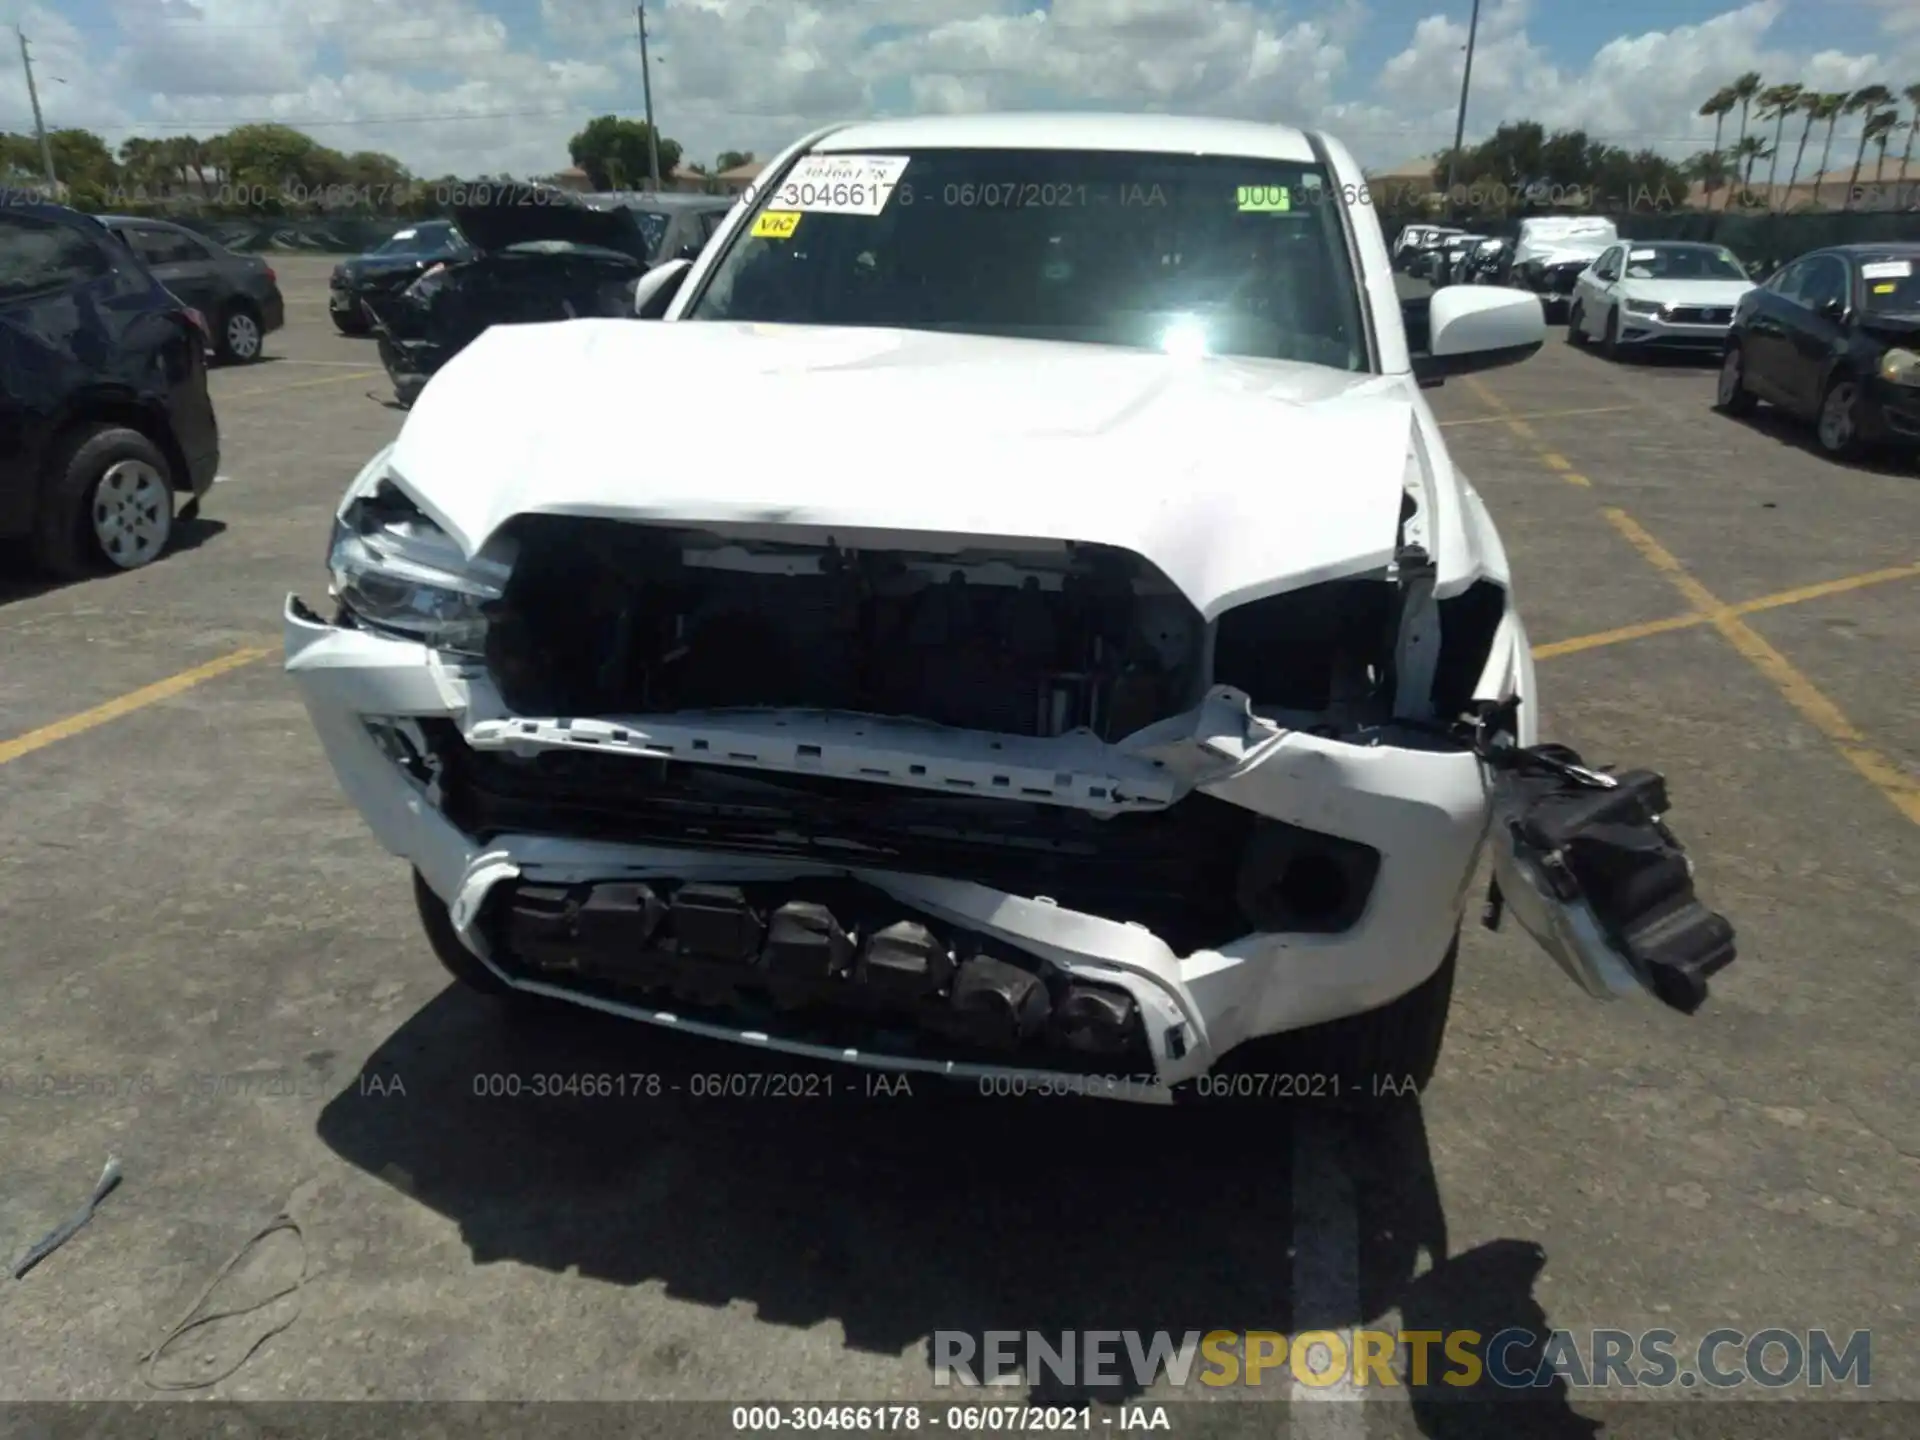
[1715,243,1920,461]
[97,215,284,364]
[368,188,734,406]
[329,219,474,335]
[0,204,218,577]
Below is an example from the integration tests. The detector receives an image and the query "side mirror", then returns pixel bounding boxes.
[633,258,692,319]
[1410,285,1546,387]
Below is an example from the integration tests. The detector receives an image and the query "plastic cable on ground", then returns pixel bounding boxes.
[139,1213,308,1391]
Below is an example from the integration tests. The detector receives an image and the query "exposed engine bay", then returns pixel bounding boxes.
[475,512,1512,744]
[485,516,1216,740]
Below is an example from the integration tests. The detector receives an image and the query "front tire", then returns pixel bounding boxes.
[1715,342,1757,415]
[32,424,176,579]
[1815,375,1864,460]
[1566,300,1587,346]
[1191,939,1457,1109]
[413,868,516,997]
[1601,307,1622,360]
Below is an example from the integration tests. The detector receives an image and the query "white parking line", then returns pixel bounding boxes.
[1290,1112,1368,1434]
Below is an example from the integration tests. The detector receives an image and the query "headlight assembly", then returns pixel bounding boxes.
[327,480,511,655]
[1624,300,1664,316]
[1879,348,1920,387]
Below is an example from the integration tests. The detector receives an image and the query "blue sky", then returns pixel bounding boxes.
[5,0,1916,178]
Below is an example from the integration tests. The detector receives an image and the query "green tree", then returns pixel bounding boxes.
[567,114,682,190]
[715,149,754,172]
[48,129,119,204]
[1729,71,1763,157]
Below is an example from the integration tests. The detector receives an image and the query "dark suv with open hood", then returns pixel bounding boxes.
[367,187,734,405]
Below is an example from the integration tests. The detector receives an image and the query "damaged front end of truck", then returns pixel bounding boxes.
[286,488,1733,1097]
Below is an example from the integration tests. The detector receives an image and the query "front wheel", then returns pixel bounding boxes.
[1186,939,1457,1110]
[1566,300,1587,346]
[1715,343,1757,415]
[1815,375,1864,460]
[1601,307,1622,360]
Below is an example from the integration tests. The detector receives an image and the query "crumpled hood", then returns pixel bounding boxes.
[382,320,1421,619]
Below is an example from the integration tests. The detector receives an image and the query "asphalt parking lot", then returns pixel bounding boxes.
[2,253,1916,1434]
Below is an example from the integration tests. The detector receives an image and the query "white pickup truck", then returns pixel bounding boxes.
[286,113,1734,1105]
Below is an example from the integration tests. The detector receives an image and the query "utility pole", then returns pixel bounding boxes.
[16,28,57,191]
[1443,0,1482,209]
[636,4,662,193]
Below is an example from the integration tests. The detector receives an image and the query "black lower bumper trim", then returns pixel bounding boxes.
[490,875,1157,1074]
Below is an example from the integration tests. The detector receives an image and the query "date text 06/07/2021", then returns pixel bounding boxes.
[730,1404,1173,1432]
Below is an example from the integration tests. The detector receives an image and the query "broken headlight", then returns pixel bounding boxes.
[327,481,510,655]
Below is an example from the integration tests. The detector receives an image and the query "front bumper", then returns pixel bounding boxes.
[1862,376,1920,445]
[1613,311,1734,350]
[284,596,1497,1100]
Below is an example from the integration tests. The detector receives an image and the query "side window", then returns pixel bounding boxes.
[1767,260,1807,301]
[129,227,209,265]
[698,210,726,241]
[1592,247,1618,280]
[1799,256,1846,311]
[0,212,113,300]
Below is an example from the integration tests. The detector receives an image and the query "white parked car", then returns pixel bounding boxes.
[286,114,1734,1103]
[1568,241,1756,358]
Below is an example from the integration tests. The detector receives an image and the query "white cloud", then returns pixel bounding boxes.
[2,0,1916,180]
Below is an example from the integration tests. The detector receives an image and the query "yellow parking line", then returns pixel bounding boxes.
[1534,562,1920,660]
[0,646,273,768]
[221,369,379,400]
[1603,508,1920,825]
[1438,404,1637,429]
[1532,613,1708,659]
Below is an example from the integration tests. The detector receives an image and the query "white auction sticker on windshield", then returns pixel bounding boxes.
[767,154,910,215]
[1861,259,1912,279]
[1629,248,1656,260]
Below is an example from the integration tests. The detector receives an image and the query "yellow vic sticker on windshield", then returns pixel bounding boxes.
[1873,282,1897,294]
[1236,185,1291,212]
[752,211,801,239]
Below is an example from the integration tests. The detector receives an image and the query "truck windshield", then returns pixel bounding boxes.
[686,147,1369,371]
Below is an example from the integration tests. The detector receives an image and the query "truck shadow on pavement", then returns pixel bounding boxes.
[0,518,228,609]
[315,989,1599,1438]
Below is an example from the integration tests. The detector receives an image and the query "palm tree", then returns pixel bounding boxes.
[1732,134,1772,205]
[1781,90,1822,209]
[1698,87,1737,206]
[1896,83,1920,203]
[1844,85,1893,208]
[1868,109,1900,189]
[1758,82,1802,205]
[1683,150,1732,208]
[1810,92,1849,206]
[1730,71,1764,153]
